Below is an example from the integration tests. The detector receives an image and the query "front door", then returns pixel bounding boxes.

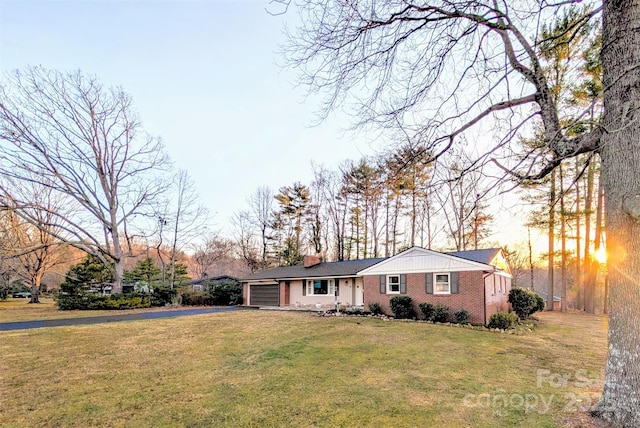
[354,278,364,306]
[284,281,290,306]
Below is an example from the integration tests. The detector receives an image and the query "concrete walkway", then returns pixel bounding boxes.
[0,306,253,332]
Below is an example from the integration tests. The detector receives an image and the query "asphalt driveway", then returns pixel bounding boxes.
[0,306,251,331]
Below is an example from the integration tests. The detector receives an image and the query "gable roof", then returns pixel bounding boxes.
[242,247,508,282]
[242,258,385,282]
[356,247,506,276]
[446,248,501,265]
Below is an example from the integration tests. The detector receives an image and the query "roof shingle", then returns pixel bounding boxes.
[241,258,385,281]
[242,247,503,281]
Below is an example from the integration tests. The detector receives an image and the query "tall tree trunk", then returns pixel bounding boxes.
[384,188,390,257]
[111,226,124,294]
[592,1,640,424]
[354,196,360,259]
[575,158,582,310]
[560,164,567,312]
[426,199,432,249]
[170,213,181,288]
[29,275,41,304]
[459,183,465,251]
[410,189,417,247]
[547,169,556,311]
[340,198,348,261]
[528,227,535,290]
[595,174,605,313]
[113,257,124,294]
[156,217,167,286]
[363,203,369,259]
[584,159,596,314]
[392,195,401,255]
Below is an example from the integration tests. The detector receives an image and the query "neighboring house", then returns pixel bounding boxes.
[242,247,512,324]
[535,291,562,311]
[184,275,239,292]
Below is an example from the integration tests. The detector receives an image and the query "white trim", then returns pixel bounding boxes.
[387,275,401,294]
[306,278,336,296]
[494,270,512,278]
[270,275,359,281]
[247,281,279,286]
[357,247,496,276]
[433,273,451,295]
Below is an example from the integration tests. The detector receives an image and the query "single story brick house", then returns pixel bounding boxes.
[242,247,512,324]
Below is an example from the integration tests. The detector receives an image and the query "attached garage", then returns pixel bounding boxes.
[249,284,279,306]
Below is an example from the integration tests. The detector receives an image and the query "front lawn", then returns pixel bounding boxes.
[0,310,607,427]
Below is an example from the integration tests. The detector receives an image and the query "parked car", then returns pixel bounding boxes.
[12,291,31,298]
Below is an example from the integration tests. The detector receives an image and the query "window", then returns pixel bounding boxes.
[434,273,450,294]
[306,279,336,296]
[387,275,400,294]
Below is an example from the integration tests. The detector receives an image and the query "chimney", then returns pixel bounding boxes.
[303,255,322,268]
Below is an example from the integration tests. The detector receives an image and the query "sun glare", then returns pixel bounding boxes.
[595,247,607,264]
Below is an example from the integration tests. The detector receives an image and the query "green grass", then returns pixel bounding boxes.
[0,310,607,427]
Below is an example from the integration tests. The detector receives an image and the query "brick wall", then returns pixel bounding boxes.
[363,271,488,324]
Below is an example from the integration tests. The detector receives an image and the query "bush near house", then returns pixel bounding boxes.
[55,285,176,311]
[432,304,450,323]
[508,287,546,320]
[418,302,450,322]
[389,296,417,319]
[368,302,383,315]
[418,302,435,320]
[181,279,242,307]
[344,306,364,315]
[55,292,151,310]
[207,280,242,305]
[487,311,518,329]
[55,284,177,310]
[453,308,470,324]
[181,291,214,306]
[150,286,178,307]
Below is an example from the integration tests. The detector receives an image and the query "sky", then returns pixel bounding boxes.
[0,1,375,225]
[0,0,542,251]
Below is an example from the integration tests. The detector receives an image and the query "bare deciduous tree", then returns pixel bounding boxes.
[190,232,234,279]
[231,211,260,273]
[0,67,170,292]
[248,186,275,269]
[0,181,69,302]
[436,151,493,251]
[313,164,350,261]
[501,245,531,289]
[155,170,209,287]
